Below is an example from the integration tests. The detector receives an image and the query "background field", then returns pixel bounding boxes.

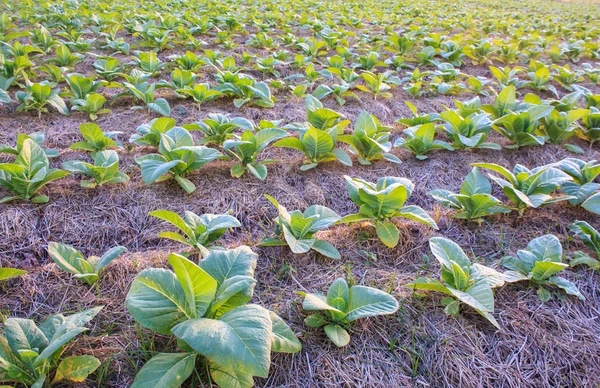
[1,0,600,387]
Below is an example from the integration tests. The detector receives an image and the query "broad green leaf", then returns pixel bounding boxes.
[130,353,196,388]
[375,222,399,248]
[125,268,191,334]
[171,305,272,378]
[323,324,350,347]
[345,285,398,321]
[269,312,301,353]
[168,254,218,318]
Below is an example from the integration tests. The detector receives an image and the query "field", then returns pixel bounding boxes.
[1,0,600,387]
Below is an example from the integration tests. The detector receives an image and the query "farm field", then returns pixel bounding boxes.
[1,0,600,387]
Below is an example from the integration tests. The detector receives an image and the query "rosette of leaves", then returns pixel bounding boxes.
[491,104,554,149]
[64,73,104,100]
[259,194,341,259]
[338,111,401,165]
[555,158,600,205]
[0,132,58,158]
[539,107,588,147]
[69,123,122,155]
[481,85,529,120]
[113,81,171,116]
[0,139,70,203]
[406,237,507,328]
[62,150,129,188]
[577,107,600,145]
[393,123,453,160]
[15,80,69,118]
[48,242,126,285]
[569,221,600,271]
[126,249,301,388]
[300,278,399,347]
[472,162,574,215]
[501,235,584,302]
[223,126,287,180]
[429,167,510,222]
[129,117,176,147]
[135,127,222,193]
[439,109,500,150]
[183,113,253,146]
[71,93,112,121]
[149,210,241,257]
[273,123,352,170]
[0,307,103,387]
[342,176,438,248]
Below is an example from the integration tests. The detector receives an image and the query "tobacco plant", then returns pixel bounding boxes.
[259,195,341,259]
[342,176,438,248]
[0,139,69,203]
[406,237,506,328]
[62,150,129,188]
[126,249,301,388]
[135,127,222,193]
[429,167,510,222]
[501,235,584,301]
[473,162,573,215]
[149,210,241,257]
[569,221,600,271]
[0,307,103,387]
[48,242,126,285]
[300,278,398,346]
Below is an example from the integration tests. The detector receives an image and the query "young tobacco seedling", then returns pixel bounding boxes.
[554,158,600,205]
[69,123,122,155]
[223,125,287,180]
[394,123,453,160]
[472,162,573,216]
[406,237,507,328]
[342,176,438,248]
[0,132,58,158]
[0,307,103,386]
[0,139,70,203]
[259,194,342,259]
[429,167,510,222]
[300,278,399,347]
[135,127,222,193]
[62,150,129,188]
[149,210,241,257]
[48,242,126,285]
[338,111,401,165]
[71,93,112,121]
[501,235,584,302]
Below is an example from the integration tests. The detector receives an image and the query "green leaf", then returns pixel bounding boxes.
[171,305,272,378]
[209,361,254,388]
[324,324,350,347]
[311,239,340,259]
[344,285,399,322]
[375,222,399,248]
[0,268,26,281]
[131,353,196,388]
[582,192,600,215]
[531,261,568,282]
[429,237,471,269]
[52,355,100,383]
[269,312,301,353]
[199,246,257,285]
[125,268,191,334]
[168,253,218,318]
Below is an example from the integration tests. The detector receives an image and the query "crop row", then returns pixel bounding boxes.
[2,205,599,386]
